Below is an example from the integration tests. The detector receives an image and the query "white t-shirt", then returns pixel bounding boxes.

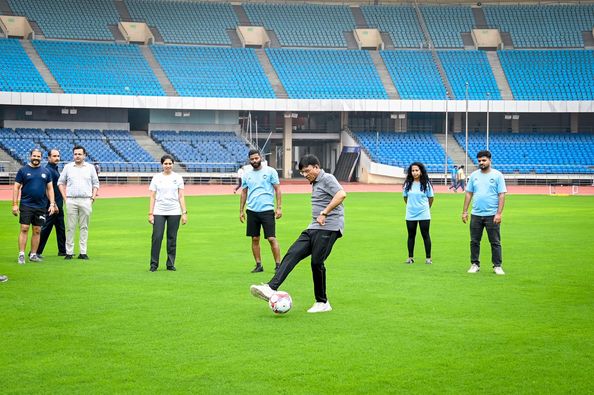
[149,172,184,215]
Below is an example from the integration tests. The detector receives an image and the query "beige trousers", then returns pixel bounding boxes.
[65,198,93,255]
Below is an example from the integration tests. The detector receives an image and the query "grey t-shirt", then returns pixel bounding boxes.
[307,169,344,234]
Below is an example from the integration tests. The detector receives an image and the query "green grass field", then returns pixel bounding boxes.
[1,193,593,394]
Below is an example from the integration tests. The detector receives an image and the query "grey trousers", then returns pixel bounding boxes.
[65,198,93,255]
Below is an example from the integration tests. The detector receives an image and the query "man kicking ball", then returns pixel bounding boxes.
[250,154,346,313]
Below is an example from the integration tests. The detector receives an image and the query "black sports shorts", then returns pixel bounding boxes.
[246,209,276,238]
[19,205,46,226]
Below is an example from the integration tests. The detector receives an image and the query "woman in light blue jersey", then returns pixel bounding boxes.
[403,162,434,264]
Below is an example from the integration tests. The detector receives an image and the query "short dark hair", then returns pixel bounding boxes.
[248,149,261,158]
[30,148,42,155]
[476,150,492,159]
[298,154,320,170]
[160,154,174,164]
[73,145,86,154]
[48,148,60,157]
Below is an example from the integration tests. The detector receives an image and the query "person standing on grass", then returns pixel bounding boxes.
[403,162,434,265]
[250,154,346,313]
[12,148,58,264]
[37,149,66,258]
[457,165,466,191]
[239,149,282,273]
[448,165,459,192]
[148,155,187,272]
[462,150,507,275]
[58,145,99,261]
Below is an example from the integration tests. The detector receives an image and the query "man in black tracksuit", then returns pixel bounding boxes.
[38,149,66,257]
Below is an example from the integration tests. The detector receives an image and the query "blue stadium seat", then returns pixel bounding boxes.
[361,5,424,48]
[152,46,274,98]
[33,41,164,96]
[381,50,446,100]
[0,38,50,93]
[267,49,387,99]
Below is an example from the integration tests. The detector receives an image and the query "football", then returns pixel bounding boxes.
[268,291,292,314]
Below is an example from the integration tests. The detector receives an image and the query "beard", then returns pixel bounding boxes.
[31,159,40,166]
[251,161,261,169]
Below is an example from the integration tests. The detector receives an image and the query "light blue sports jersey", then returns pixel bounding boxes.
[466,168,507,216]
[242,166,279,212]
[403,181,434,221]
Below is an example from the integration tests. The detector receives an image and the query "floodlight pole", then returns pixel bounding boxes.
[444,91,449,186]
[465,82,469,173]
[486,92,491,151]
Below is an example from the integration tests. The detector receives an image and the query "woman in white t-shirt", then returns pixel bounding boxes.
[148,155,187,272]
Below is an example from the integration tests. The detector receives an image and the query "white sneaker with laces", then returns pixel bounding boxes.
[250,284,275,301]
[0,275,8,283]
[307,302,332,313]
[17,254,25,265]
[493,266,505,275]
[425,258,432,265]
[405,258,414,264]
[467,264,480,273]
[29,254,43,262]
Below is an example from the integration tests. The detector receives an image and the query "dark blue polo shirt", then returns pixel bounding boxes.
[45,162,63,208]
[15,164,52,209]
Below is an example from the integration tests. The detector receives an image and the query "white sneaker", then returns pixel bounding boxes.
[250,284,275,301]
[425,258,432,265]
[17,254,25,265]
[307,302,332,313]
[493,266,505,275]
[0,275,7,283]
[467,264,480,273]
[405,258,414,264]
[29,254,43,262]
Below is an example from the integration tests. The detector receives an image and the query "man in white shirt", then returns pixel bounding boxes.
[58,145,99,260]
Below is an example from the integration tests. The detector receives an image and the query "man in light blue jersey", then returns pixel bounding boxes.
[462,150,507,275]
[240,149,282,273]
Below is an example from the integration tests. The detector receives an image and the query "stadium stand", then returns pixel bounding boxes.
[151,46,275,98]
[7,0,119,40]
[439,50,501,100]
[266,49,387,99]
[0,38,51,93]
[498,50,594,101]
[354,131,453,173]
[244,3,355,48]
[421,5,475,48]
[0,128,159,172]
[454,132,594,174]
[33,41,165,96]
[380,50,446,100]
[361,5,425,48]
[483,4,594,48]
[151,131,249,172]
[125,0,237,45]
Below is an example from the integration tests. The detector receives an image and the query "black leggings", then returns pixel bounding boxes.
[406,220,431,258]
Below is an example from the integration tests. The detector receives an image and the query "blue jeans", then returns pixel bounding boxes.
[470,215,502,267]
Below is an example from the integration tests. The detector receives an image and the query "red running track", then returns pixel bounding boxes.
[1,182,592,200]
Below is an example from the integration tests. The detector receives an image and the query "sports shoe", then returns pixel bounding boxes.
[150,266,157,272]
[77,254,89,260]
[251,264,263,273]
[0,275,8,283]
[493,266,505,275]
[166,266,176,271]
[467,264,480,273]
[29,254,43,262]
[58,252,67,257]
[405,258,414,264]
[64,254,73,260]
[250,283,275,301]
[425,258,432,265]
[307,302,332,313]
[17,254,25,265]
